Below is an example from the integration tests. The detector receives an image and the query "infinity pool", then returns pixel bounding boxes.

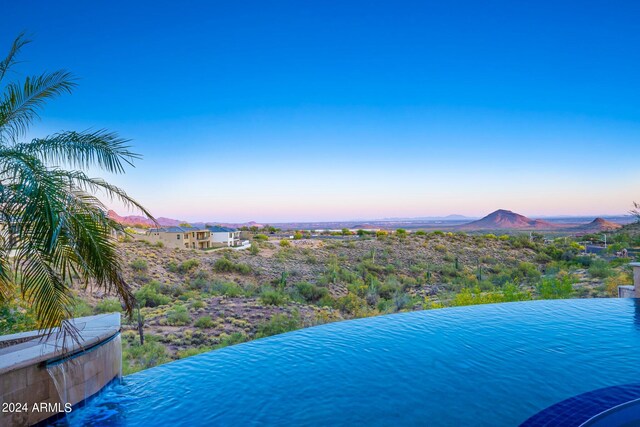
[53,299,640,426]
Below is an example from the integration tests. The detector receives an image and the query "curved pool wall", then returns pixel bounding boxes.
[56,299,640,426]
[0,313,121,426]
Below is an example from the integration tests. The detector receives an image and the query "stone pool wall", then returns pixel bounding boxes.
[0,314,121,426]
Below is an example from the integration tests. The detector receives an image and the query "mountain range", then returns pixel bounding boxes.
[108,209,625,233]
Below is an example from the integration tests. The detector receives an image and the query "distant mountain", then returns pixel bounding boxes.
[380,214,472,221]
[444,214,469,220]
[191,221,264,229]
[108,210,182,227]
[575,217,622,233]
[108,211,263,229]
[458,209,558,230]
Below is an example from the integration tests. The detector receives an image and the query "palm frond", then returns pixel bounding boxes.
[0,33,30,84]
[0,70,77,142]
[0,35,152,339]
[57,169,156,222]
[17,129,141,173]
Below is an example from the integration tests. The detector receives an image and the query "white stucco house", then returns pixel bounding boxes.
[206,225,242,247]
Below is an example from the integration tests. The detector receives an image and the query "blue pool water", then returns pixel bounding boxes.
[54,299,640,426]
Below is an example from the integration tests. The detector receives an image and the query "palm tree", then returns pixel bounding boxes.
[0,34,153,338]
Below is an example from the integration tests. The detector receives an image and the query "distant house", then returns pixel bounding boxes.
[145,226,212,249]
[206,225,242,247]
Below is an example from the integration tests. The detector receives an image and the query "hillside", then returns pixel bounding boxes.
[458,209,558,230]
[108,210,182,227]
[575,217,622,233]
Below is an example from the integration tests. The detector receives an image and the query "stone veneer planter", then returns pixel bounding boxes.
[0,313,121,426]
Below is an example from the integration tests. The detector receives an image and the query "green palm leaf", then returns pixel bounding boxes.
[0,34,154,339]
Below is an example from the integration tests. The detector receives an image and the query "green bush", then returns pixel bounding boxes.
[166,305,191,326]
[130,258,148,272]
[260,289,288,306]
[254,234,268,241]
[72,299,93,317]
[191,300,206,309]
[537,276,575,299]
[215,332,248,349]
[167,260,179,273]
[211,281,244,297]
[156,281,184,298]
[213,258,252,274]
[294,282,329,303]
[178,259,200,274]
[95,298,123,314]
[135,282,171,307]
[249,243,260,255]
[588,259,612,279]
[255,311,301,338]
[279,239,291,247]
[123,335,170,375]
[194,315,214,328]
[176,346,211,359]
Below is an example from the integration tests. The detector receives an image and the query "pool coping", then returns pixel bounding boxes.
[0,313,121,375]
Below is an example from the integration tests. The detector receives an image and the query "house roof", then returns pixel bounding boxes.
[206,225,238,232]
[149,226,187,233]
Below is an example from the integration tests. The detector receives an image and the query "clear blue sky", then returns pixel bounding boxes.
[4,0,639,222]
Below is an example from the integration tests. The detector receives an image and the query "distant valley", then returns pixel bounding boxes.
[109,209,634,235]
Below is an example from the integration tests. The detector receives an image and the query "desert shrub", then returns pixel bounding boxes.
[605,272,633,296]
[279,239,291,247]
[194,315,214,328]
[72,299,93,317]
[213,258,252,274]
[609,257,632,268]
[156,282,184,297]
[336,293,369,316]
[376,230,388,238]
[377,278,402,299]
[191,300,206,309]
[176,346,212,359]
[451,283,530,306]
[392,291,411,311]
[123,335,170,375]
[574,255,593,267]
[95,298,123,314]
[254,234,269,241]
[135,282,171,307]
[249,243,260,255]
[516,262,541,282]
[167,260,179,273]
[255,311,301,338]
[210,281,244,297]
[215,332,248,349]
[130,258,148,272]
[589,259,612,278]
[260,289,288,306]
[166,305,191,326]
[178,259,200,274]
[294,282,329,303]
[414,230,426,236]
[537,276,575,299]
